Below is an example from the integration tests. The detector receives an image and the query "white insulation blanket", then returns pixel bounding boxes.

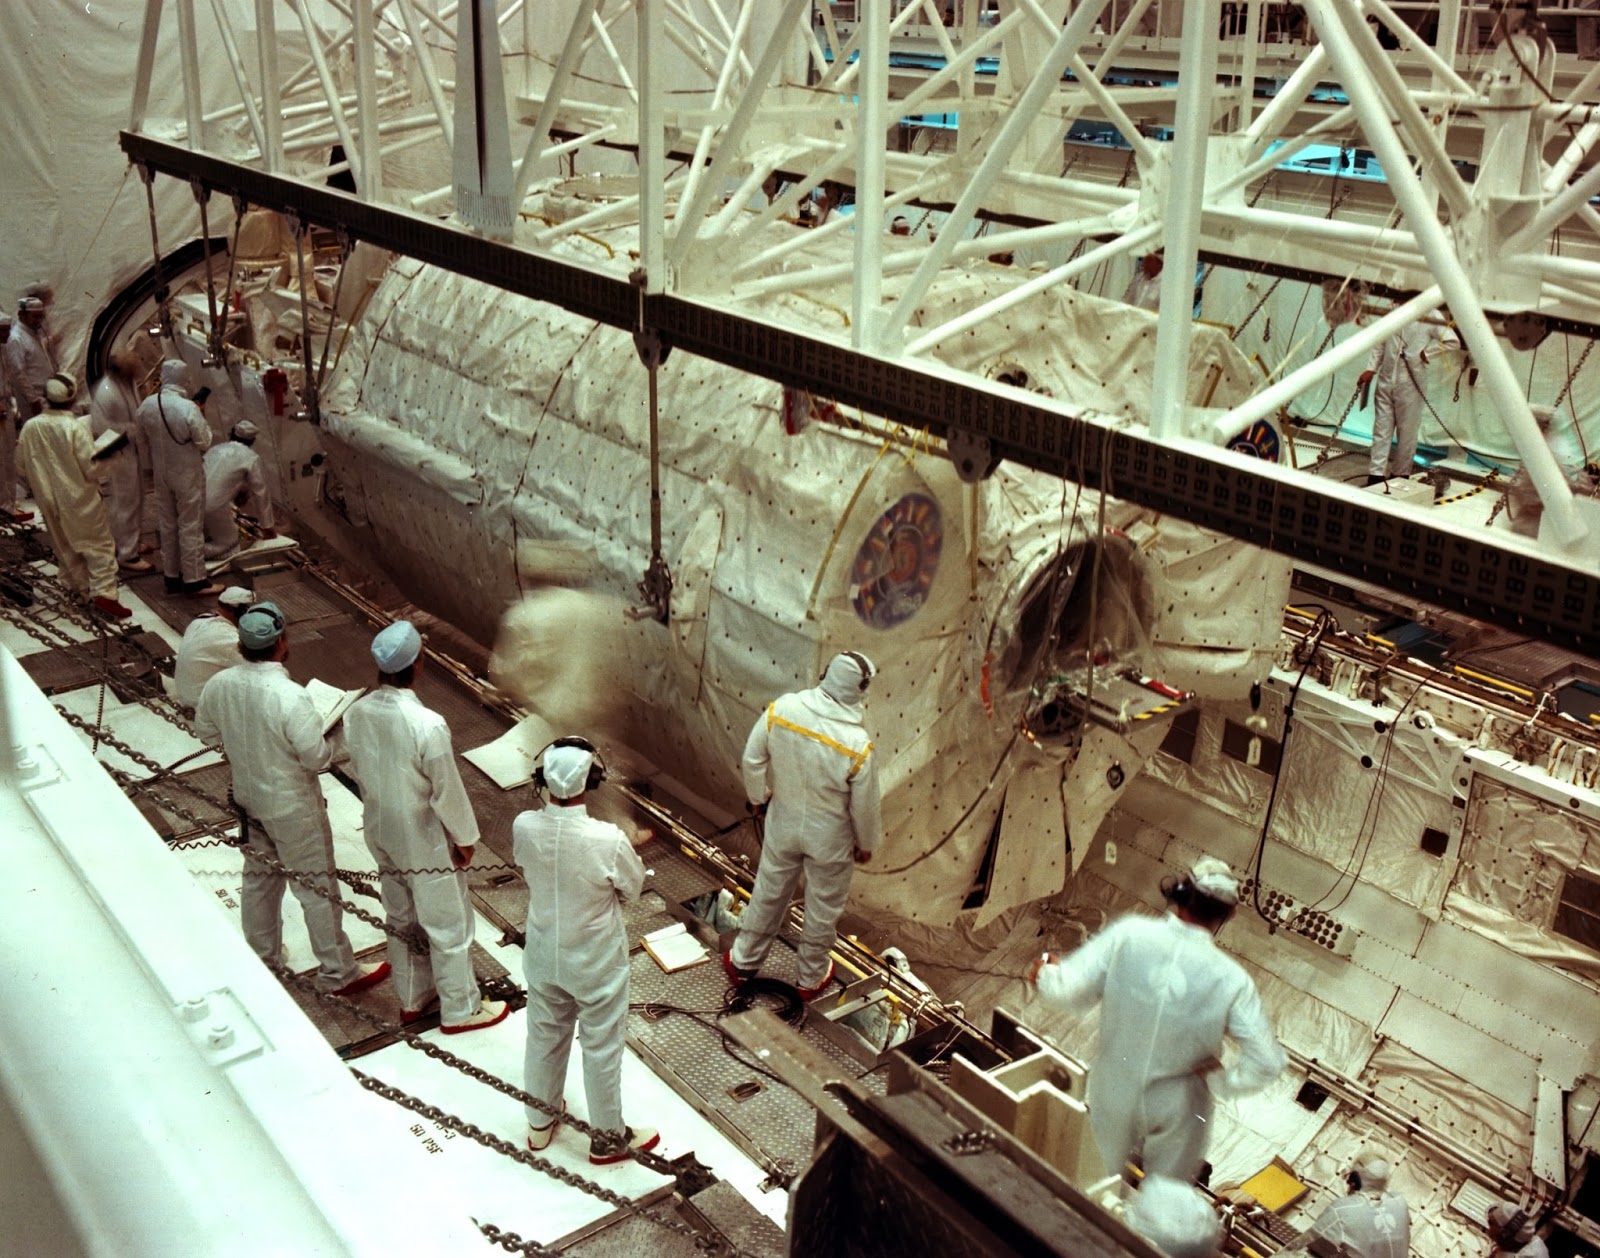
[320,224,1290,925]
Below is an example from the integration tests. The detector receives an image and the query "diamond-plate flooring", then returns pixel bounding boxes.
[140,761,236,838]
[291,941,514,1056]
[627,944,882,1184]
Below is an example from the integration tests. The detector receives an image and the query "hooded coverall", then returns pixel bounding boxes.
[193,661,362,990]
[203,439,273,557]
[729,684,883,989]
[4,319,53,418]
[90,371,147,564]
[1365,322,1436,481]
[514,802,644,1135]
[136,361,212,584]
[1288,1190,1411,1258]
[16,408,119,599]
[1037,912,1285,1182]
[343,687,483,1023]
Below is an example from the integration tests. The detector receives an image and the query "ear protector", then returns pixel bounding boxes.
[532,735,608,797]
[820,650,875,693]
[1160,871,1238,927]
[1346,1169,1363,1193]
[244,602,287,635]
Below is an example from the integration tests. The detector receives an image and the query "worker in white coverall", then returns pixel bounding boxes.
[1126,1176,1223,1258]
[16,373,131,621]
[5,296,54,419]
[1487,1201,1548,1258]
[136,358,221,597]
[0,317,34,523]
[203,419,276,558]
[724,651,883,1001]
[514,740,659,1164]
[171,585,252,709]
[1358,319,1437,485]
[1028,857,1285,1184]
[343,621,509,1035]
[1285,1157,1410,1258]
[193,602,389,996]
[90,350,153,572]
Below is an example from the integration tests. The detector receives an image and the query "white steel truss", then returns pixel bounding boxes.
[124,0,1600,636]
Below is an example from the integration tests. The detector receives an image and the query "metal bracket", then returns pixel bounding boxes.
[947,427,999,483]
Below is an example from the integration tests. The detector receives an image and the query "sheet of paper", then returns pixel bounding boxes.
[463,712,556,791]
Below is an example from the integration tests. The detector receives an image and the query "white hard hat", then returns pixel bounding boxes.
[44,373,76,404]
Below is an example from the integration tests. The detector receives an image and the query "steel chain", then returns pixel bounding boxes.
[347,1069,743,1257]
[476,1222,560,1257]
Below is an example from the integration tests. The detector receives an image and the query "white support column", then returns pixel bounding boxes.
[395,0,454,152]
[853,0,889,351]
[131,0,166,133]
[1148,0,1220,441]
[206,0,267,157]
[511,0,600,209]
[256,0,284,171]
[637,0,665,291]
[669,0,811,265]
[1306,0,1585,548]
[879,0,1111,349]
[287,0,363,186]
[352,0,384,201]
[176,0,205,148]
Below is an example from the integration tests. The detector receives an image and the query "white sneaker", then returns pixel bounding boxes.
[527,1102,565,1151]
[440,998,511,1035]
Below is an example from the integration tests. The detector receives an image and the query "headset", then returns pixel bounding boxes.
[1346,1168,1363,1193]
[1160,869,1237,929]
[1492,1207,1532,1251]
[244,602,286,635]
[532,735,608,798]
[821,650,874,694]
[46,371,75,400]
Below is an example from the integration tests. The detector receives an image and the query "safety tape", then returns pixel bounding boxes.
[1132,699,1182,721]
[1435,469,1500,506]
[766,703,871,779]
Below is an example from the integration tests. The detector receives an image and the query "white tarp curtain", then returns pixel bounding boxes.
[0,2,214,380]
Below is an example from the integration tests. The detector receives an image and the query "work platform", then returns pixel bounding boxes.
[0,521,926,1255]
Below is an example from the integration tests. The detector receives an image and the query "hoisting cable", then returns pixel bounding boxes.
[192,179,222,365]
[629,267,672,624]
[289,214,321,425]
[137,162,175,343]
[314,230,355,393]
[210,194,249,367]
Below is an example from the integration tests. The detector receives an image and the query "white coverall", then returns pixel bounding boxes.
[193,661,362,990]
[1365,321,1436,481]
[171,614,241,709]
[1036,913,1286,1182]
[4,320,53,418]
[343,687,482,1023]
[1288,1190,1411,1258]
[16,409,119,599]
[203,439,273,558]
[1492,1235,1549,1258]
[729,686,883,989]
[136,361,212,584]
[513,803,645,1134]
[90,372,147,564]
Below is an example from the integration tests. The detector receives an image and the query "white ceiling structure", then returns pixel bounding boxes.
[122,0,1600,646]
